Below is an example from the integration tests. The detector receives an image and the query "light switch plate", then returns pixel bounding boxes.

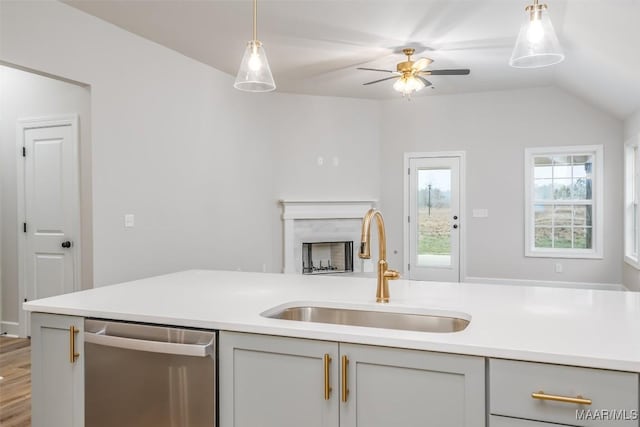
[472,209,489,218]
[124,214,135,228]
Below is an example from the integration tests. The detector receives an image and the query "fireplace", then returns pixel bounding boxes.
[280,200,376,274]
[302,241,354,274]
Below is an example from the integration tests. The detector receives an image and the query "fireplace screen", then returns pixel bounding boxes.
[302,241,354,274]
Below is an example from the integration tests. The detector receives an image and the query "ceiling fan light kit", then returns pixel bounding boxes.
[357,47,470,99]
[234,0,276,92]
[510,0,565,68]
[393,76,426,97]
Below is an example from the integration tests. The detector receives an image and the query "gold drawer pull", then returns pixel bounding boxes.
[69,326,80,363]
[532,391,592,405]
[323,354,332,400]
[341,355,349,403]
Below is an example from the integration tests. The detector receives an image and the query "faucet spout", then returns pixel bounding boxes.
[358,209,400,303]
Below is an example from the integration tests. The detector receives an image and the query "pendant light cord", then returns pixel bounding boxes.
[253,0,257,41]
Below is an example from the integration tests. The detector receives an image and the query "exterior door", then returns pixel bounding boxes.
[19,116,80,336]
[407,155,462,282]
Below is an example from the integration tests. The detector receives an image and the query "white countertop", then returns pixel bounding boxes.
[24,270,640,372]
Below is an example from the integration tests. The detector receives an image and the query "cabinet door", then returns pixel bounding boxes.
[340,343,485,427]
[30,313,84,427]
[220,331,339,427]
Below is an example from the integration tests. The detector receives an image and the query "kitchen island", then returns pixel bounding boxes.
[24,270,640,426]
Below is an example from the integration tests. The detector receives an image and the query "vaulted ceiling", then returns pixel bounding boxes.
[64,0,640,119]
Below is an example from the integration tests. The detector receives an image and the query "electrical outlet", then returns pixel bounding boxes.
[555,263,563,273]
[124,214,135,228]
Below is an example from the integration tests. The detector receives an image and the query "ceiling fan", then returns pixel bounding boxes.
[357,48,470,97]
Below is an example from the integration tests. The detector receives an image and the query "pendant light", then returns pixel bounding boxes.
[234,0,276,92]
[510,0,565,68]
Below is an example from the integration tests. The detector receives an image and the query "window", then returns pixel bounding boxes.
[625,138,640,268]
[524,145,603,258]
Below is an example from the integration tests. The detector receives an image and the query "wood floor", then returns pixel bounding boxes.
[0,336,31,427]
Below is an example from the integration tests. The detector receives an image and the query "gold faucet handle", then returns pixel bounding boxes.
[384,269,400,280]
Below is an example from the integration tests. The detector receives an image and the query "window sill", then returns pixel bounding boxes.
[624,255,640,270]
[525,249,603,260]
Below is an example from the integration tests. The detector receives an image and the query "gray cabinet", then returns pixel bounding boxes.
[219,332,339,427]
[490,359,639,426]
[341,343,485,427]
[30,313,84,427]
[220,331,485,427]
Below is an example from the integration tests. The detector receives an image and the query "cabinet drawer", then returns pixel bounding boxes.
[490,415,573,427]
[490,359,639,426]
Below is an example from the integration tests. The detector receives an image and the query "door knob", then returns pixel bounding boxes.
[61,241,72,248]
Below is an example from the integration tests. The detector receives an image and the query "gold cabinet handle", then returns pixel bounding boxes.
[341,355,349,403]
[69,326,80,363]
[323,354,332,400]
[532,391,592,405]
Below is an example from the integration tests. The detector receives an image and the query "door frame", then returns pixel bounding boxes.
[17,115,81,337]
[403,151,466,282]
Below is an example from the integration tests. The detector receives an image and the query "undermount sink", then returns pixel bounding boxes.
[262,304,470,333]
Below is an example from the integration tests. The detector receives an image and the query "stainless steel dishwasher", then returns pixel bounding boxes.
[84,319,216,427]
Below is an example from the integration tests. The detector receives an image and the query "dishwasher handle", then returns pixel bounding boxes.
[84,331,214,357]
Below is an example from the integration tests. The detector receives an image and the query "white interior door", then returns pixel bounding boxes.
[407,155,462,282]
[19,116,80,336]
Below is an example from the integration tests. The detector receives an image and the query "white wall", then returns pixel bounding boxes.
[0,66,92,332]
[623,108,640,291]
[624,109,640,139]
[379,87,624,285]
[0,0,380,302]
[271,94,380,202]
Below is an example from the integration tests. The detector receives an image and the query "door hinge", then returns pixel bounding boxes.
[23,222,27,233]
[22,147,26,157]
[407,167,410,175]
[408,264,411,271]
[408,216,410,223]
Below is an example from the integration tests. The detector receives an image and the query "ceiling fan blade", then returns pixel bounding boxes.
[362,76,398,86]
[416,76,432,88]
[422,69,471,76]
[357,67,395,73]
[412,58,432,72]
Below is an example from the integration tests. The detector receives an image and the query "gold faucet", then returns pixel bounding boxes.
[358,209,400,303]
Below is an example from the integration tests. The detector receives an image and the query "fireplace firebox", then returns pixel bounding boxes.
[280,200,375,274]
[302,241,354,275]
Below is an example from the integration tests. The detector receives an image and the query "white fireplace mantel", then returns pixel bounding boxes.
[280,200,376,273]
[280,200,377,220]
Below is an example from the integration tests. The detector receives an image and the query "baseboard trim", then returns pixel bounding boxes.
[1,321,20,337]
[463,276,627,291]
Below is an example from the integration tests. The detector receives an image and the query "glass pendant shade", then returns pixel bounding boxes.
[234,40,276,92]
[510,5,565,68]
